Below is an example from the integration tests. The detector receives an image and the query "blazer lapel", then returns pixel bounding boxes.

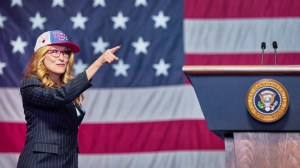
[65,103,80,126]
[65,103,85,126]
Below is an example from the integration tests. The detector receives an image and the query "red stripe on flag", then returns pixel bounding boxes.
[78,120,224,153]
[0,122,26,152]
[185,53,300,65]
[184,0,300,19]
[0,120,224,153]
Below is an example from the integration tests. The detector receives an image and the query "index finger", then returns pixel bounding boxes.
[108,45,121,54]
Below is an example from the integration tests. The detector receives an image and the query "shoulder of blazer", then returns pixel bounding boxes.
[21,76,42,89]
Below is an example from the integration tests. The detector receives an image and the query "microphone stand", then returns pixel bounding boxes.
[272,41,278,65]
[261,48,265,65]
[274,48,277,65]
[261,42,266,65]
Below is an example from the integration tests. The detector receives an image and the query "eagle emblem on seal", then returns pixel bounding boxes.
[258,90,278,112]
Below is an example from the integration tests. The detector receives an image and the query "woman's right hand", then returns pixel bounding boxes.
[98,46,120,64]
[86,45,121,80]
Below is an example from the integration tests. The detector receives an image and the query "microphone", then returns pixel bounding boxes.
[261,42,266,65]
[272,41,278,65]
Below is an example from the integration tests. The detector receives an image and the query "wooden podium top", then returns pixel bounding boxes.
[183,65,300,75]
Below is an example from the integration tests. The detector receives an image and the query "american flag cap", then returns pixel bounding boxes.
[34,30,80,53]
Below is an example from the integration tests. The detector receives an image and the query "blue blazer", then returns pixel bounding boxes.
[17,72,92,168]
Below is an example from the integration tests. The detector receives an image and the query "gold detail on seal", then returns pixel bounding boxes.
[246,79,289,123]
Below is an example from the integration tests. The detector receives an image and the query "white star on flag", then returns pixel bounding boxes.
[29,12,47,30]
[93,0,106,7]
[11,0,23,7]
[153,59,171,77]
[0,60,7,75]
[52,0,65,7]
[132,36,150,55]
[73,59,88,76]
[10,36,28,54]
[0,13,7,28]
[70,12,88,30]
[112,59,130,77]
[135,0,147,7]
[91,37,109,54]
[111,11,129,30]
[152,11,170,29]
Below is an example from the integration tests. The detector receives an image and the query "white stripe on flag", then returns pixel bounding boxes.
[0,85,204,122]
[0,153,19,168]
[184,18,300,54]
[0,88,24,123]
[0,151,225,168]
[78,151,225,168]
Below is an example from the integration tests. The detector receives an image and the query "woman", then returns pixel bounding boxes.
[17,30,119,168]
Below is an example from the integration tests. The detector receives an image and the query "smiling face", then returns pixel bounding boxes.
[43,45,70,80]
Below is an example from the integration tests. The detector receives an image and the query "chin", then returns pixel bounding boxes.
[55,69,67,74]
[52,70,65,75]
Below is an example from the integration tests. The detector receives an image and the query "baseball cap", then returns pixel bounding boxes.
[34,30,80,53]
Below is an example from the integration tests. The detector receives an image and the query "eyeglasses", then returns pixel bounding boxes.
[46,49,71,58]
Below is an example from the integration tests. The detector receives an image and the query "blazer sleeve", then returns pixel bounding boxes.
[20,72,92,107]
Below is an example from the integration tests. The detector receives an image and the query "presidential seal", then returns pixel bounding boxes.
[246,79,289,123]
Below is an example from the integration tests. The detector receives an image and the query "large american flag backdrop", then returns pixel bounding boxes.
[1,0,300,167]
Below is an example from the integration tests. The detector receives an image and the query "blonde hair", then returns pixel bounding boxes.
[24,45,84,106]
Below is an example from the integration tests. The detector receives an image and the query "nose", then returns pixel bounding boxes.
[58,54,64,61]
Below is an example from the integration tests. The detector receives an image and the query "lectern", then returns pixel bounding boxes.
[183,65,300,168]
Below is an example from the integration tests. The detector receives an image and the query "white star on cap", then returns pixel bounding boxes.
[52,0,65,7]
[73,59,88,76]
[93,0,106,7]
[91,37,109,54]
[0,60,7,75]
[152,11,170,29]
[132,36,150,55]
[153,59,171,77]
[11,0,23,7]
[135,0,147,7]
[10,36,28,54]
[111,11,129,30]
[70,12,88,30]
[0,13,7,28]
[112,59,130,77]
[29,12,47,30]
